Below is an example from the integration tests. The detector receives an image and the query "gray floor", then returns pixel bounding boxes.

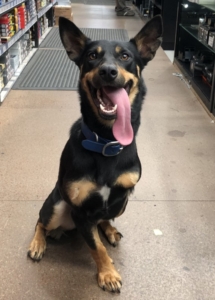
[0,3,215,300]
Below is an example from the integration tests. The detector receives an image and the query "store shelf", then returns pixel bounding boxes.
[174,1,215,115]
[38,4,52,18]
[0,48,37,104]
[0,0,25,14]
[0,16,37,56]
[38,1,56,18]
[180,24,215,55]
[174,57,212,110]
[38,27,52,45]
[0,0,57,102]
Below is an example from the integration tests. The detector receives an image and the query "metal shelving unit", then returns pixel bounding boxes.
[0,0,25,14]
[0,0,57,103]
[174,0,215,115]
[0,16,37,56]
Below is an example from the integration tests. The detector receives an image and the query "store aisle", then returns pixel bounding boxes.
[0,3,215,300]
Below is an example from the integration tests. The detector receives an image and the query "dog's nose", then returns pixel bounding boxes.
[99,64,118,81]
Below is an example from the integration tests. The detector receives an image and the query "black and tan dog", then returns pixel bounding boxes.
[28,16,163,293]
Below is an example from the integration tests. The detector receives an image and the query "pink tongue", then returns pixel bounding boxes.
[102,87,133,146]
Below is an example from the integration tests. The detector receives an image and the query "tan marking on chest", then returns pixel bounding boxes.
[66,179,97,206]
[115,172,140,188]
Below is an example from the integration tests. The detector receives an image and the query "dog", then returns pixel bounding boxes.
[28,16,163,293]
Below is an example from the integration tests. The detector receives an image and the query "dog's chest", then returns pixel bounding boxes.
[97,185,112,214]
[82,183,130,222]
[98,185,111,202]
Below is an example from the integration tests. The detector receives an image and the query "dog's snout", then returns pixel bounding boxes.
[99,64,118,82]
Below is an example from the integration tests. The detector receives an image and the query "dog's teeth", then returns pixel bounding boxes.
[100,104,117,114]
[100,104,105,111]
[97,90,102,102]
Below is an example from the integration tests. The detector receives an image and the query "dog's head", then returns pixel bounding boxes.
[59,17,162,145]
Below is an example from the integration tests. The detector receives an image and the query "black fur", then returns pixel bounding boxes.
[28,16,163,292]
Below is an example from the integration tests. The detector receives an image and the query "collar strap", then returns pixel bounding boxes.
[81,121,123,156]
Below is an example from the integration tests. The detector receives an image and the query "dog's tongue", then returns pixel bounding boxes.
[102,87,133,146]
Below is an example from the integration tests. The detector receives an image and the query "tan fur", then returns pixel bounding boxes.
[115,172,140,188]
[90,227,122,291]
[66,179,98,206]
[117,67,139,105]
[136,65,141,78]
[28,222,46,260]
[97,46,102,53]
[115,46,122,53]
[100,221,122,244]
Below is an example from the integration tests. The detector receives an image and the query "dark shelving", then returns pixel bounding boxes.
[174,0,215,116]
[149,0,178,50]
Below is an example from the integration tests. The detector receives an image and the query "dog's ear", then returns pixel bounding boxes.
[130,15,163,63]
[59,17,90,64]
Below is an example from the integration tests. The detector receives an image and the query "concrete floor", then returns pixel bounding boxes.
[0,3,215,300]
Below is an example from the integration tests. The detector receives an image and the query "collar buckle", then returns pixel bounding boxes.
[81,121,124,157]
[102,141,123,157]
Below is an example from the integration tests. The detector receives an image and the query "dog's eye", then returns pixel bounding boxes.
[121,53,129,61]
[88,52,97,60]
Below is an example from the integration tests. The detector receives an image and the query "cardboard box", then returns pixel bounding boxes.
[54,5,73,25]
[54,5,72,17]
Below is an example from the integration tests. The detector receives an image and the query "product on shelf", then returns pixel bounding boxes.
[198,11,215,46]
[30,25,36,47]
[0,0,55,98]
[9,33,32,69]
[178,47,195,62]
[10,53,19,71]
[54,4,73,26]
[0,51,14,86]
[0,63,5,92]
[36,0,48,11]
[38,15,48,38]
[26,0,37,20]
[17,3,27,29]
[0,0,6,7]
[0,12,16,42]
[189,51,214,85]
[208,31,215,49]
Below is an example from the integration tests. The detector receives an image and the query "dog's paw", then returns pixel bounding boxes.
[100,222,123,247]
[98,269,122,293]
[27,236,46,262]
[106,230,123,247]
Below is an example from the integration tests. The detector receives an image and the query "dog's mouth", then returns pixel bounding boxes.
[88,80,134,146]
[89,80,133,120]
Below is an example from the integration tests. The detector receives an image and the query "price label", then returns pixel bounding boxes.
[208,34,214,48]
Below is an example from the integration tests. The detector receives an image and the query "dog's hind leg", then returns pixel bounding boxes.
[28,183,75,261]
[99,221,123,247]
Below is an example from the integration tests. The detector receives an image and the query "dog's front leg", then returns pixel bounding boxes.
[72,215,122,293]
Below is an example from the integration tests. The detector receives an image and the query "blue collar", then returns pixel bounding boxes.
[81,121,123,156]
